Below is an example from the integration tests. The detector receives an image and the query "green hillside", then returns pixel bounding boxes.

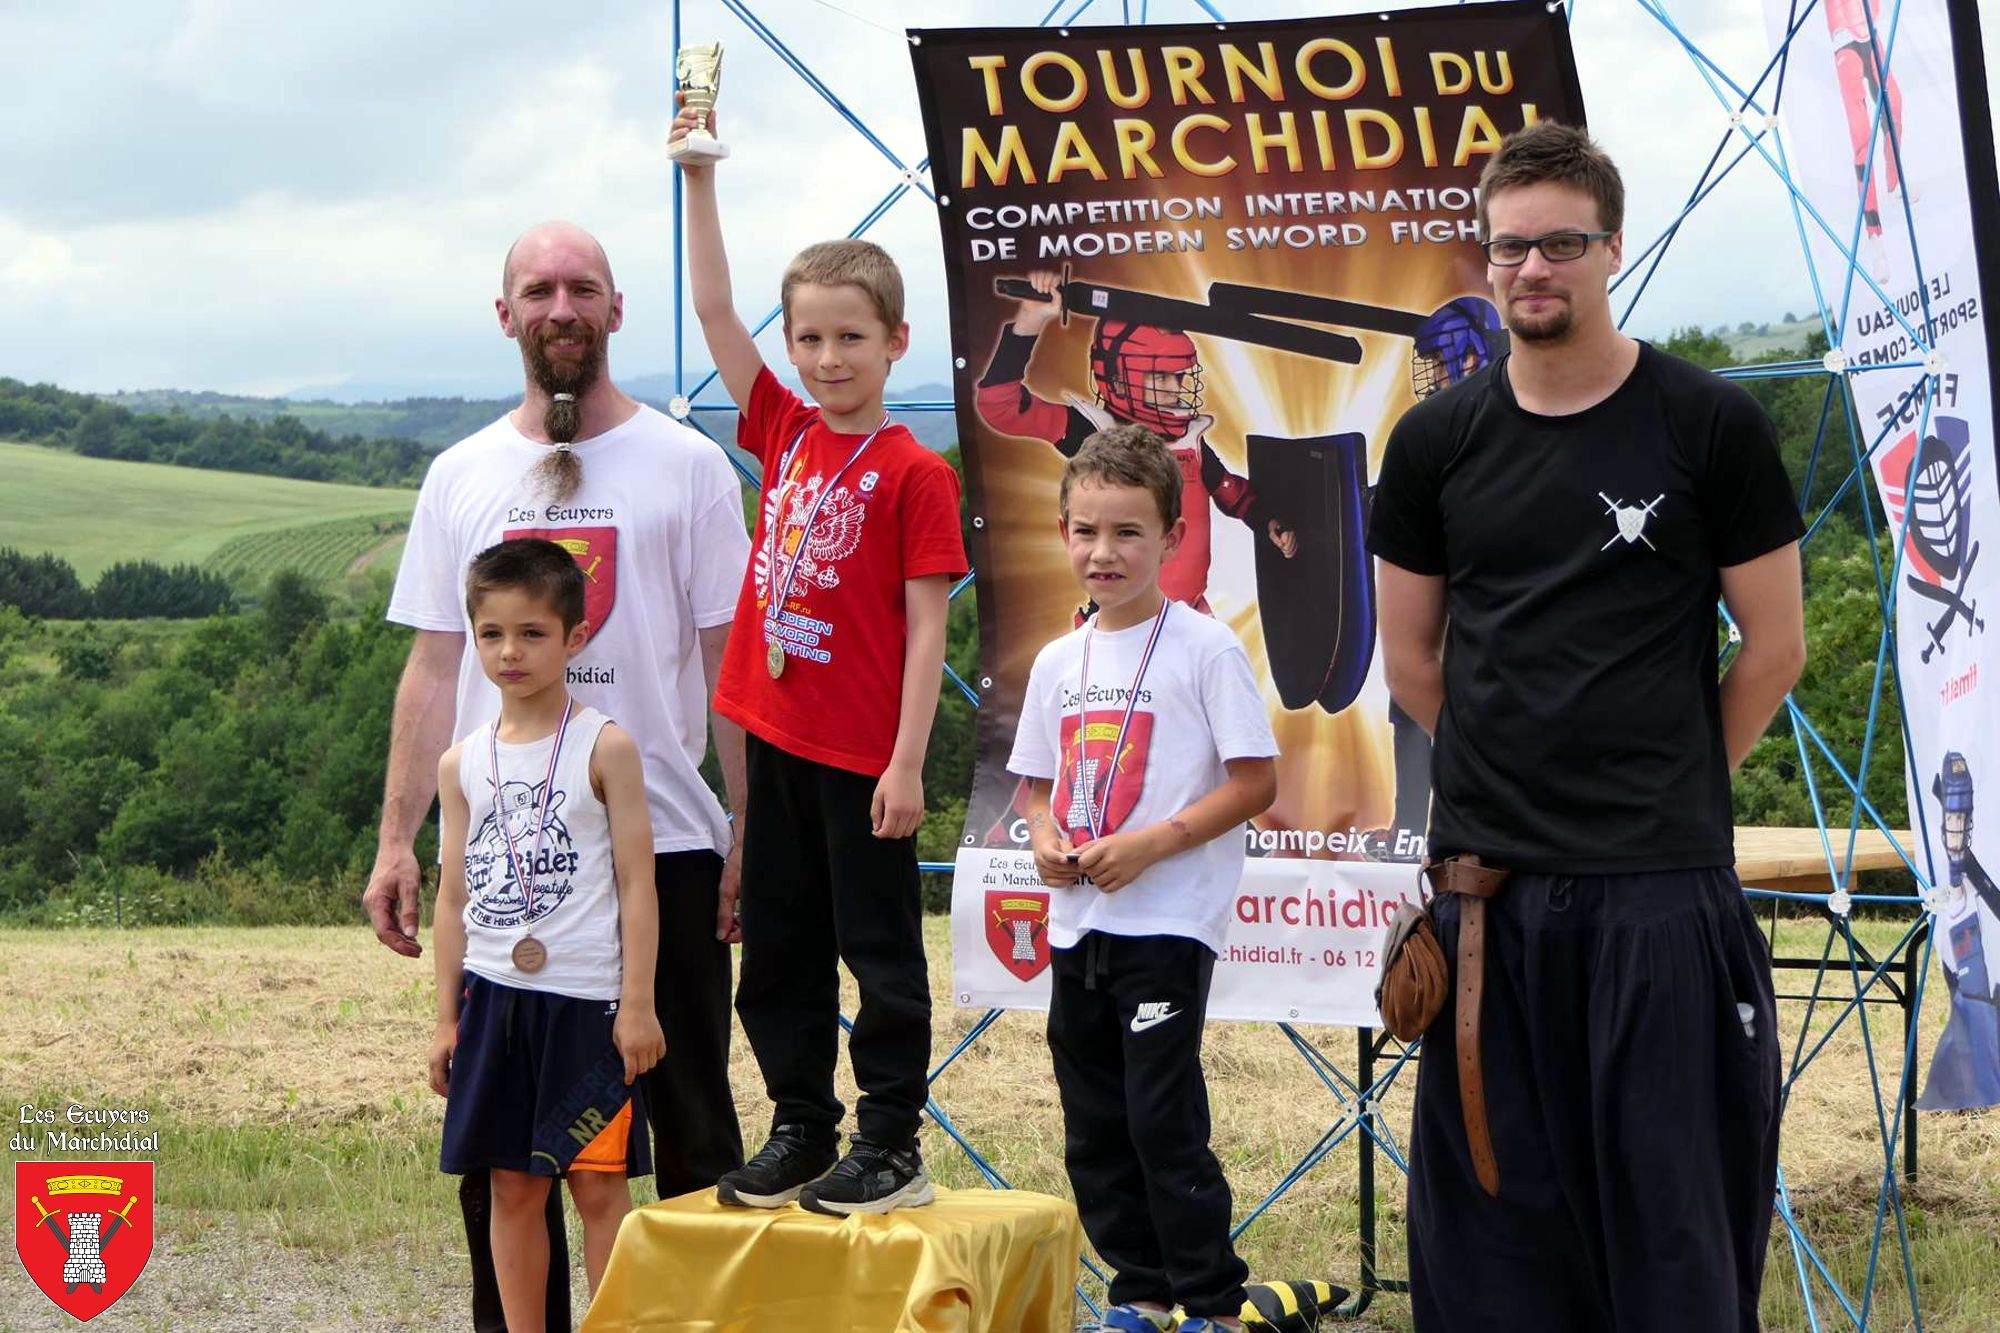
[0,440,415,582]
[209,515,410,588]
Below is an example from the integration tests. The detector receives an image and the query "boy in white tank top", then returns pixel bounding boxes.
[429,538,667,1327]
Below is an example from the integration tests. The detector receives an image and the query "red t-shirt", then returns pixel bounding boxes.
[714,367,969,776]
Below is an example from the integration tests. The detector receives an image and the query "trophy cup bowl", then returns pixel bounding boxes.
[670,42,731,165]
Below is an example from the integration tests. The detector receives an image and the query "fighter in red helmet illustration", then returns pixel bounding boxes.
[972,268,1505,856]
[978,271,1301,618]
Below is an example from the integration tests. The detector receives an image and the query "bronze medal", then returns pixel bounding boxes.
[512,935,548,973]
[766,640,786,679]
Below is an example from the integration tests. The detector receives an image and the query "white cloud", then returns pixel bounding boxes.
[1,0,1992,396]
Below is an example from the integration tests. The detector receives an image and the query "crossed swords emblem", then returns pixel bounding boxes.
[1600,493,1664,550]
[1911,542,1985,663]
[29,1193,138,1293]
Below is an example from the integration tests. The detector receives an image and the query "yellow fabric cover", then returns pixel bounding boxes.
[581,1186,1083,1333]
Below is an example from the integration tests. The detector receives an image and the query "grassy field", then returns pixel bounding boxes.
[0,917,1993,1332]
[0,441,415,583]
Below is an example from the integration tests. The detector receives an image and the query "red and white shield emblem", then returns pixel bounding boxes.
[505,525,617,643]
[986,890,1052,981]
[1056,710,1155,844]
[15,1161,154,1322]
[1878,430,1947,584]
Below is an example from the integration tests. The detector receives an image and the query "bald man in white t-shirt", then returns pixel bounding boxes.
[363,221,749,1332]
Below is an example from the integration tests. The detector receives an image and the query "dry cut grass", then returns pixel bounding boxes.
[0,918,1994,1331]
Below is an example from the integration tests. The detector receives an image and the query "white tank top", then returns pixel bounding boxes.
[457,706,622,1000]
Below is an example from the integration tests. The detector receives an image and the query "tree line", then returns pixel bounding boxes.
[0,549,234,621]
[0,569,979,925]
[0,377,432,488]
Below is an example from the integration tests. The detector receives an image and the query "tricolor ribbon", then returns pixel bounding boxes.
[1073,600,1171,841]
[489,696,574,919]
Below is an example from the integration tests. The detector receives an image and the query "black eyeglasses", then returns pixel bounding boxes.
[1481,230,1613,266]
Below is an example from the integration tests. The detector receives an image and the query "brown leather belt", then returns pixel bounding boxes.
[1423,854,1511,1198]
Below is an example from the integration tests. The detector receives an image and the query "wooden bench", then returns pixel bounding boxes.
[1734,824,1915,894]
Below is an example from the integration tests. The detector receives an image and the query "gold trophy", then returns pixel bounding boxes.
[670,42,731,165]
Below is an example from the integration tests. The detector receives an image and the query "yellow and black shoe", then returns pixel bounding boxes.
[1240,1279,1348,1332]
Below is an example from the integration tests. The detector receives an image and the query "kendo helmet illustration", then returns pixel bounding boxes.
[1411,297,1506,399]
[1936,751,1974,888]
[1090,320,1204,428]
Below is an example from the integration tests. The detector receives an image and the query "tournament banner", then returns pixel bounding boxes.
[910,6,1584,1024]
[1764,0,2000,1108]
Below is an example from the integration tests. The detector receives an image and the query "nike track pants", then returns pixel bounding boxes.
[1048,930,1248,1318]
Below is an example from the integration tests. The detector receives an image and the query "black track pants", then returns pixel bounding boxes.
[642,849,746,1193]
[1048,931,1248,1319]
[736,734,931,1146]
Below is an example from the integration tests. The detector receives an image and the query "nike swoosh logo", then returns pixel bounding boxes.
[1130,1008,1181,1033]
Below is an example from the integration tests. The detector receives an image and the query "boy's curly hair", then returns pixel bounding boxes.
[1061,424,1181,528]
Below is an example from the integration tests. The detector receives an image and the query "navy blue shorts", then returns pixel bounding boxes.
[441,972,653,1179]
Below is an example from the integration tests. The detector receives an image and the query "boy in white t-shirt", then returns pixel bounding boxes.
[429,538,667,1328]
[1009,425,1279,1333]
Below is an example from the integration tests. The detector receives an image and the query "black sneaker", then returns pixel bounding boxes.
[798,1137,935,1215]
[715,1125,838,1208]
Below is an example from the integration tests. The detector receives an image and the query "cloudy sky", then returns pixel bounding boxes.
[6,0,1993,400]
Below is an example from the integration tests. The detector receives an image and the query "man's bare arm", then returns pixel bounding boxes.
[1375,559,1448,737]
[364,628,464,956]
[1719,542,1806,770]
[699,622,746,942]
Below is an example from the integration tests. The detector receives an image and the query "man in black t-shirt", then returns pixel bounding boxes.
[1368,123,1805,1333]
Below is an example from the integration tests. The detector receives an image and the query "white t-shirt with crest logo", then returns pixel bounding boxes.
[389,406,750,855]
[1008,605,1278,952]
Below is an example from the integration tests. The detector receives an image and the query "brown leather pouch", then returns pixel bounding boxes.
[1375,898,1449,1041]
[1373,856,1512,1042]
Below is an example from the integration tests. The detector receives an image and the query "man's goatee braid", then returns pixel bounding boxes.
[531,392,584,502]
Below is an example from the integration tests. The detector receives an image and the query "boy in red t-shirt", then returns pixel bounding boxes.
[675,99,967,1213]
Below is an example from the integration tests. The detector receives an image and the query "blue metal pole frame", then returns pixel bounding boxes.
[664,1,1935,1326]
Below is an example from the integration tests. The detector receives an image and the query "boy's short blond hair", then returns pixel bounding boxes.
[781,239,905,330]
[1061,424,1182,528]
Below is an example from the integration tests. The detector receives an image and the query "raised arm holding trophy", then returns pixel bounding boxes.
[670,42,731,165]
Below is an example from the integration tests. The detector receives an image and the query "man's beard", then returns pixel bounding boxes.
[1502,288,1576,344]
[524,325,606,443]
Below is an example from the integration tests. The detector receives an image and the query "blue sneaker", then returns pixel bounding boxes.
[1098,1306,1176,1333]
